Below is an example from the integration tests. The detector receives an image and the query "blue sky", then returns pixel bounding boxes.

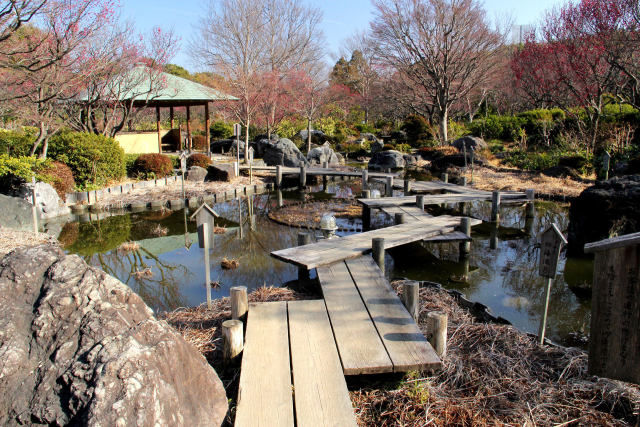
[121,0,562,72]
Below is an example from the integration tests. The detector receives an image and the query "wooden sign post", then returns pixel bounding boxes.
[602,151,611,181]
[191,203,220,249]
[584,232,640,384]
[537,223,567,344]
[248,146,254,184]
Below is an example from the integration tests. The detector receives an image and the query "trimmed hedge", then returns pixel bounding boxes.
[187,153,212,169]
[133,153,174,178]
[48,131,125,189]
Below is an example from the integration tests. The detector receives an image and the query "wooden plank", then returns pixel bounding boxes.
[584,231,640,253]
[359,192,527,208]
[235,302,293,427]
[288,300,358,427]
[345,256,442,372]
[317,262,393,374]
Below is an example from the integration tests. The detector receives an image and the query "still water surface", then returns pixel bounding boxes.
[57,179,592,346]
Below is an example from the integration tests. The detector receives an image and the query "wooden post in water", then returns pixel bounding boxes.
[372,238,385,274]
[394,212,406,225]
[223,319,243,365]
[361,190,370,199]
[537,223,567,344]
[299,165,306,188]
[275,165,282,188]
[401,282,419,321]
[362,201,372,231]
[231,286,248,322]
[322,161,328,188]
[277,189,283,207]
[584,232,640,384]
[525,189,535,219]
[297,232,311,282]
[441,173,448,183]
[403,179,411,194]
[426,312,447,358]
[461,176,467,186]
[386,176,394,197]
[491,191,501,223]
[459,217,471,256]
[198,222,212,308]
[362,169,369,190]
[416,195,425,211]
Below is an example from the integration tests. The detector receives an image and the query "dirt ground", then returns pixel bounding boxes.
[0,226,58,257]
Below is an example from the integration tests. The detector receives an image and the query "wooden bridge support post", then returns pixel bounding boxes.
[460,217,471,256]
[491,191,501,223]
[441,173,448,183]
[386,176,394,197]
[403,179,411,194]
[277,190,283,208]
[461,176,467,186]
[362,169,369,191]
[394,212,406,225]
[297,232,311,282]
[401,282,419,321]
[525,189,535,219]
[231,286,248,322]
[426,312,447,358]
[362,205,371,231]
[416,195,425,211]
[299,166,307,188]
[490,222,499,250]
[223,319,244,365]
[275,165,282,188]
[361,190,370,199]
[372,238,385,274]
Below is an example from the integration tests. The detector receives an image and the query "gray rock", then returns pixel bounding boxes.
[10,181,70,220]
[0,245,227,426]
[206,164,237,182]
[368,150,406,171]
[307,142,342,166]
[452,136,488,152]
[370,139,385,154]
[263,138,309,167]
[0,193,36,231]
[403,154,420,167]
[210,139,234,153]
[360,132,380,143]
[298,129,325,144]
[430,152,487,171]
[0,245,228,426]
[186,166,208,182]
[567,175,640,256]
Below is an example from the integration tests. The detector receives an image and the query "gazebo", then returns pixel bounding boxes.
[95,65,237,153]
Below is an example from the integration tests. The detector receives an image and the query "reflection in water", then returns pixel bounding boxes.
[390,200,593,346]
[58,182,593,345]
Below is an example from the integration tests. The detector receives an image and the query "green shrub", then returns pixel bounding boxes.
[124,154,139,177]
[210,121,233,139]
[187,153,212,169]
[447,120,468,141]
[0,128,37,157]
[316,116,338,137]
[395,143,412,153]
[382,143,395,151]
[355,123,377,134]
[48,131,125,189]
[488,140,505,153]
[40,161,75,199]
[401,114,433,147]
[0,154,47,194]
[133,153,174,178]
[502,150,556,171]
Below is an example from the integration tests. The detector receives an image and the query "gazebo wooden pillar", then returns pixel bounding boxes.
[156,105,162,154]
[186,105,192,151]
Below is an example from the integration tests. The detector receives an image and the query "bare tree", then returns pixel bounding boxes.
[0,0,46,43]
[192,0,324,159]
[371,0,506,143]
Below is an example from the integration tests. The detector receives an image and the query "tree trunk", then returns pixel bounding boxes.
[307,119,312,154]
[439,107,449,145]
[30,122,47,157]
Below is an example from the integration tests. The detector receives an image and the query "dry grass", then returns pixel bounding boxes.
[464,166,589,198]
[132,268,152,279]
[151,224,168,236]
[268,200,363,228]
[221,257,239,270]
[117,241,139,254]
[0,226,58,257]
[352,283,640,426]
[213,226,227,234]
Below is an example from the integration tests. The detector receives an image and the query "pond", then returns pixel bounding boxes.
[54,177,593,347]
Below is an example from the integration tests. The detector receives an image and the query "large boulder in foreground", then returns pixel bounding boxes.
[368,150,405,171]
[307,142,342,166]
[567,175,640,256]
[0,194,36,231]
[0,245,228,426]
[263,138,309,167]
